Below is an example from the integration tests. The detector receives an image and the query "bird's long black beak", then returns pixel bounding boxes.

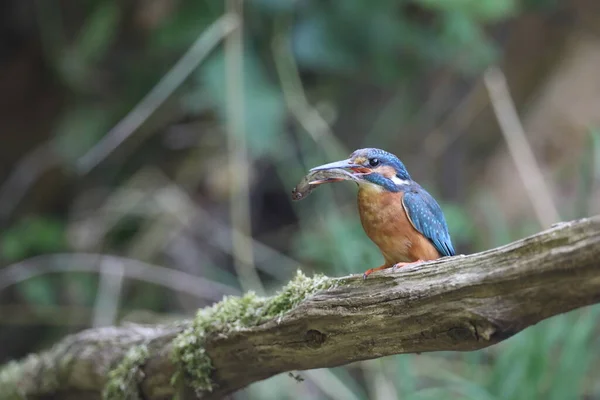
[309,159,362,172]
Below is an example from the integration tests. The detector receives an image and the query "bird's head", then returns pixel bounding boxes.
[310,148,412,192]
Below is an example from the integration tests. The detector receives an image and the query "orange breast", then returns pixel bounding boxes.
[357,185,440,266]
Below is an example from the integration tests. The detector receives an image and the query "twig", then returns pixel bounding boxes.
[424,81,489,159]
[92,259,125,327]
[76,14,239,175]
[0,143,60,223]
[483,66,561,227]
[0,253,240,300]
[225,0,264,294]
[272,20,347,159]
[0,305,93,326]
[303,369,362,400]
[68,169,301,280]
[0,305,177,326]
[362,359,399,400]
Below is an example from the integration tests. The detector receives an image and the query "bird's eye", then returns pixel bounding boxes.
[368,158,380,167]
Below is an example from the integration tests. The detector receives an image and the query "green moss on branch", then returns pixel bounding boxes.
[0,352,61,400]
[171,270,334,395]
[0,360,26,400]
[102,345,150,400]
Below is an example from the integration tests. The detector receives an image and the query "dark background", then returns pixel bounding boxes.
[1,0,599,398]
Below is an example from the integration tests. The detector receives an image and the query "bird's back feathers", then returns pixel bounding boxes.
[402,187,455,257]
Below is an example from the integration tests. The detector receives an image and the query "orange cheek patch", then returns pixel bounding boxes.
[373,165,397,178]
[351,167,372,173]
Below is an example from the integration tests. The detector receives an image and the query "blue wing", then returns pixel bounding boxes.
[402,187,455,257]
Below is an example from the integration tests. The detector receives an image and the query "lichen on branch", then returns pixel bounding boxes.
[0,348,66,399]
[102,344,150,400]
[170,270,336,395]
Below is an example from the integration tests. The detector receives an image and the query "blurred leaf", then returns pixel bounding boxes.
[18,276,57,306]
[417,354,497,400]
[590,128,600,180]
[406,387,470,400]
[439,202,475,244]
[477,193,513,247]
[63,273,98,306]
[59,0,121,88]
[130,283,165,310]
[394,355,416,396]
[1,216,66,262]
[573,128,597,218]
[523,0,558,10]
[53,106,115,165]
[483,309,600,400]
[198,47,286,157]
[152,1,222,50]
[546,306,600,400]
[365,10,410,81]
[487,327,547,399]
[471,0,517,19]
[292,212,380,275]
[416,0,516,21]
[292,14,358,73]
[516,219,539,240]
[589,128,600,215]
[244,372,297,399]
[1,233,23,262]
[76,0,121,63]
[251,0,298,13]
[438,11,497,71]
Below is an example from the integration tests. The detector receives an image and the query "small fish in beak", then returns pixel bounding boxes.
[292,168,362,201]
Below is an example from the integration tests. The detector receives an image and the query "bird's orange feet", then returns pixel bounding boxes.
[392,259,425,271]
[363,260,427,280]
[362,264,391,280]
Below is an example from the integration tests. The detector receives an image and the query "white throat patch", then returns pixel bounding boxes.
[390,176,411,186]
[357,180,385,192]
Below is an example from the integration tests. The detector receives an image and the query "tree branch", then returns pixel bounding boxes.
[2,216,600,400]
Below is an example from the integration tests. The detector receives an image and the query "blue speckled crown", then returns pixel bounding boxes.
[351,148,411,180]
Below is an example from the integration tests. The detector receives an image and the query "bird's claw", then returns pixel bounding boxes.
[363,260,424,280]
[392,259,425,271]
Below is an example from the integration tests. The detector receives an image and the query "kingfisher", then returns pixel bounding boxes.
[310,148,455,279]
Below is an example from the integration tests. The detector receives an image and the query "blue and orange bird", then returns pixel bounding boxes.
[310,148,455,279]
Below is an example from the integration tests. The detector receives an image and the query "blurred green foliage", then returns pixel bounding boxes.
[199,48,286,156]
[1,216,65,262]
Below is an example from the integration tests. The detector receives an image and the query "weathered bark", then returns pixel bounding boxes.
[2,216,600,400]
